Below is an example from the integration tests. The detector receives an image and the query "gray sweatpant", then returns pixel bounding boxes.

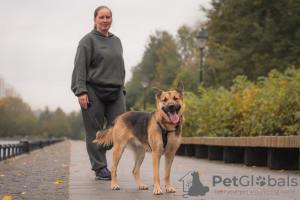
[81,84,126,171]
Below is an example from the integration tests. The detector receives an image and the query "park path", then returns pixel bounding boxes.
[1,140,300,199]
[69,140,300,200]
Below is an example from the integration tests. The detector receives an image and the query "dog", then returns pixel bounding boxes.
[93,80,185,195]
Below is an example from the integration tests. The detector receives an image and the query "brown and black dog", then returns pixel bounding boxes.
[93,81,185,195]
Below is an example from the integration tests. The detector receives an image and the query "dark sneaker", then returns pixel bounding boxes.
[95,167,111,180]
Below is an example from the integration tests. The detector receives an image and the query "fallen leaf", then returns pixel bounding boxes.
[56,152,60,155]
[21,192,27,195]
[173,194,182,196]
[198,173,202,176]
[279,169,284,173]
[55,179,65,184]
[0,175,5,177]
[62,165,69,167]
[54,160,59,162]
[2,196,12,200]
[252,166,257,168]
[245,170,249,172]
[243,165,247,168]
[75,171,79,172]
[17,174,21,176]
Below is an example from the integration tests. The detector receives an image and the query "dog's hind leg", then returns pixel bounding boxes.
[164,151,176,193]
[131,145,148,190]
[111,132,129,190]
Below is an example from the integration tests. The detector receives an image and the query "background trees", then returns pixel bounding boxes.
[0,97,37,137]
[0,97,84,140]
[203,0,300,88]
[126,0,300,111]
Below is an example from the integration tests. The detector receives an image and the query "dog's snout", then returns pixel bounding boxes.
[168,103,175,110]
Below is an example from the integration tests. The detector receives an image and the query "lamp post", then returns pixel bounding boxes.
[142,77,149,111]
[196,28,209,83]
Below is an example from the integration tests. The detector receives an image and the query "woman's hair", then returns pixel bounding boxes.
[94,6,112,29]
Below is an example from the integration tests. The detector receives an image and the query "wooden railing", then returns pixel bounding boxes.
[177,136,300,170]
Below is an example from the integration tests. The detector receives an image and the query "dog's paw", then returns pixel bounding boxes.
[153,187,163,195]
[166,186,176,193]
[111,184,120,190]
[138,184,148,190]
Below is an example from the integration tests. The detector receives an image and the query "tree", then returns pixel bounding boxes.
[175,25,202,93]
[68,111,85,140]
[203,0,300,88]
[0,97,37,137]
[47,108,72,138]
[125,30,181,110]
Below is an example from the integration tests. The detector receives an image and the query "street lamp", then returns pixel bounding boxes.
[142,77,149,111]
[196,28,209,83]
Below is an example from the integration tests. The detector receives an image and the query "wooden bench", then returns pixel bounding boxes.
[177,136,300,170]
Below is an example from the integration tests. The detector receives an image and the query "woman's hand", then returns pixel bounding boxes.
[78,94,89,109]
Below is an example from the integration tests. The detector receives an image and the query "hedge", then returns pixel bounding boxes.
[183,68,300,137]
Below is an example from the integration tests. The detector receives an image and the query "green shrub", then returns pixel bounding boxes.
[183,68,300,137]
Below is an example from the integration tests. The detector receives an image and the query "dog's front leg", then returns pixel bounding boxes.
[152,151,162,195]
[164,151,176,193]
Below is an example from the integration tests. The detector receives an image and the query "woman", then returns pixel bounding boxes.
[71,6,126,180]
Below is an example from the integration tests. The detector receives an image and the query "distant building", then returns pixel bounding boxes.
[5,84,19,98]
[0,75,21,99]
[0,75,5,98]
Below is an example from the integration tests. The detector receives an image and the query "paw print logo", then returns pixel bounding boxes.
[256,176,266,186]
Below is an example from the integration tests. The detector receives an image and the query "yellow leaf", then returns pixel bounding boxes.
[56,179,65,183]
[2,196,12,200]
[56,152,60,155]
[21,192,27,195]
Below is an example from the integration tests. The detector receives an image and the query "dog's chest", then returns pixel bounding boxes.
[163,132,181,152]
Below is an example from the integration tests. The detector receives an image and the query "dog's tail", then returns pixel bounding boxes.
[92,127,114,147]
[92,119,118,147]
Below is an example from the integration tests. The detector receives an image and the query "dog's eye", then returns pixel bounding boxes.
[162,98,167,102]
[174,97,179,101]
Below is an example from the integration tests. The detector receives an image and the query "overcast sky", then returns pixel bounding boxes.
[0,0,211,113]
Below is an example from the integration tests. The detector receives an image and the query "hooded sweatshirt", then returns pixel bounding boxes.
[71,29,125,97]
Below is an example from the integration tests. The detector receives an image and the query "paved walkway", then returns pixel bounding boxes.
[69,140,300,200]
[1,140,300,199]
[0,140,70,200]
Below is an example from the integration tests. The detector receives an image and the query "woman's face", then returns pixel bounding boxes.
[94,8,112,34]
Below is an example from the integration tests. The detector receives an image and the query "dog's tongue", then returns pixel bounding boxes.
[168,112,179,123]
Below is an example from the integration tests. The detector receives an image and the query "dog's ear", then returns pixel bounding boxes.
[153,87,163,98]
[175,80,184,95]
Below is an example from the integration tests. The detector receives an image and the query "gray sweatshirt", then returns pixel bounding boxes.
[71,30,125,96]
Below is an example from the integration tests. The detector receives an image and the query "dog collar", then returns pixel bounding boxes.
[161,114,183,125]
